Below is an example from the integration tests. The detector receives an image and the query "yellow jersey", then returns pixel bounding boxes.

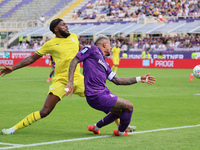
[192,52,197,59]
[112,47,120,60]
[36,33,81,82]
[141,51,146,59]
[147,53,151,59]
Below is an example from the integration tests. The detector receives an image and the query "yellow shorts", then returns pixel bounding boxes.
[48,74,85,100]
[113,58,119,65]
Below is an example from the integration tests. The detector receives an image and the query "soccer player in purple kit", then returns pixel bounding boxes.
[66,35,156,136]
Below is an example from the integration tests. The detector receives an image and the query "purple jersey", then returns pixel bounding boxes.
[76,45,116,96]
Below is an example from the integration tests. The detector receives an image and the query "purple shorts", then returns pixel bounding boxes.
[86,89,118,114]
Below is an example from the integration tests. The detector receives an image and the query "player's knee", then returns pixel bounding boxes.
[40,109,51,118]
[128,103,133,111]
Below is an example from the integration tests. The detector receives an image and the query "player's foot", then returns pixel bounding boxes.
[190,73,193,82]
[113,129,129,136]
[46,77,51,83]
[88,125,100,134]
[126,125,136,132]
[1,128,15,135]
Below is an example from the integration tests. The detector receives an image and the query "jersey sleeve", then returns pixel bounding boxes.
[74,33,79,45]
[76,45,93,62]
[106,63,116,81]
[112,47,115,52]
[36,42,50,56]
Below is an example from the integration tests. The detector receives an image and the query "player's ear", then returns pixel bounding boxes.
[103,43,107,48]
[54,27,58,33]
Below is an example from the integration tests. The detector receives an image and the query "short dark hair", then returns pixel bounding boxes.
[49,18,63,33]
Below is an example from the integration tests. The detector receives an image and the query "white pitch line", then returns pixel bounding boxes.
[194,94,200,95]
[0,79,45,83]
[0,124,200,150]
[0,143,23,146]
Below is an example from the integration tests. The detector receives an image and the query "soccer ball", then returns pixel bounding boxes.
[193,65,200,79]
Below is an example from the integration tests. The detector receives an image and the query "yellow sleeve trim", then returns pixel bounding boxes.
[36,51,43,56]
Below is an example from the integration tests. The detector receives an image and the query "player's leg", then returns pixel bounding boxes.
[190,73,193,82]
[87,91,132,135]
[114,118,120,126]
[87,91,119,134]
[111,65,115,71]
[47,68,55,82]
[111,59,116,71]
[114,64,118,73]
[114,117,136,132]
[111,97,133,136]
[114,58,119,73]
[1,93,60,135]
[88,112,119,134]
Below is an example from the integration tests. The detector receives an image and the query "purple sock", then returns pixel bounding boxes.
[118,110,133,132]
[96,112,119,128]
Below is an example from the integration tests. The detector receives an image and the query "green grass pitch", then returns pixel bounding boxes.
[0,67,200,150]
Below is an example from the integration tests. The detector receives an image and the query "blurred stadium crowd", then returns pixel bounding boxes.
[11,33,200,53]
[1,0,200,53]
[71,0,200,22]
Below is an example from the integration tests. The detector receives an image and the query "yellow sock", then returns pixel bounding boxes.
[114,66,118,73]
[114,118,120,126]
[13,111,41,131]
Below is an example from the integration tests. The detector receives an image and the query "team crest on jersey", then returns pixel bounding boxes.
[81,47,88,53]
[50,87,55,90]
[70,38,75,42]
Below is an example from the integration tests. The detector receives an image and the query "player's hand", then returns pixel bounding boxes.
[141,73,156,85]
[65,81,74,97]
[0,65,13,77]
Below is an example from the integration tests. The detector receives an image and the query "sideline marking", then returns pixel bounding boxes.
[0,124,200,150]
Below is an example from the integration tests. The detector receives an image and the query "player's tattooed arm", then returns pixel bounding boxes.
[111,75,137,85]
[12,53,42,70]
[68,56,80,83]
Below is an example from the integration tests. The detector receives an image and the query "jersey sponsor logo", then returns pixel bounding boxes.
[81,48,88,54]
[56,43,60,45]
[70,38,75,42]
[98,59,107,70]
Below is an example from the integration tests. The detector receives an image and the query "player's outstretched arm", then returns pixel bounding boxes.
[111,73,156,85]
[65,56,80,97]
[0,53,42,77]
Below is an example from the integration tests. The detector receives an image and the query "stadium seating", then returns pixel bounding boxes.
[43,0,73,17]
[1,0,200,53]
[0,0,70,22]
[1,0,33,19]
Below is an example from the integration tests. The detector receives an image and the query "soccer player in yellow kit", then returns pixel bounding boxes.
[111,43,120,73]
[0,18,85,135]
[0,18,135,135]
